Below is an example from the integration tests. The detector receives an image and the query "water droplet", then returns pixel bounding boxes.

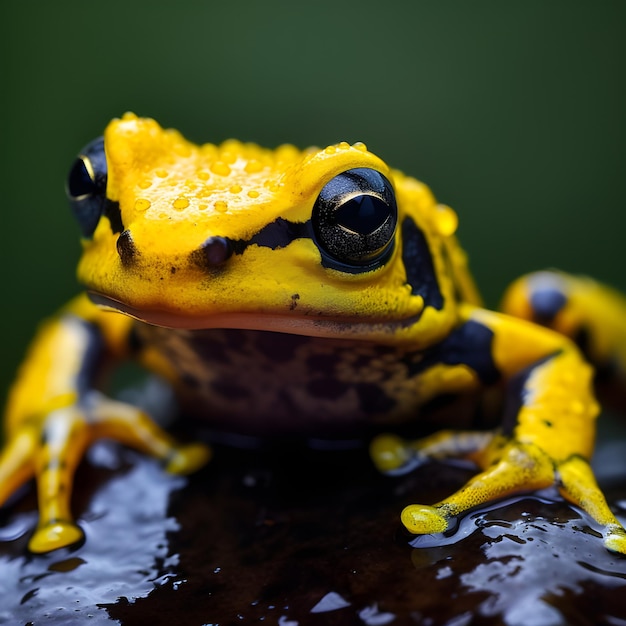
[245,160,263,174]
[134,199,151,211]
[210,162,231,177]
[173,197,189,210]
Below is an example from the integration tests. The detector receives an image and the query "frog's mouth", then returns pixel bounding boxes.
[88,291,423,340]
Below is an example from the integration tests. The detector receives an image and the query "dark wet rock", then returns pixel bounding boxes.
[1,428,625,625]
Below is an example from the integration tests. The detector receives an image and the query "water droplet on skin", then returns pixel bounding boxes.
[211,162,231,177]
[245,160,263,174]
[134,199,151,211]
[173,197,190,210]
[434,204,458,237]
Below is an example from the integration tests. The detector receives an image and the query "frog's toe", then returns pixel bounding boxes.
[165,442,212,475]
[401,504,450,534]
[29,520,84,554]
[370,434,420,474]
[603,525,626,555]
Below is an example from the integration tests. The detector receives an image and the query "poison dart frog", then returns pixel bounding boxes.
[2,113,626,555]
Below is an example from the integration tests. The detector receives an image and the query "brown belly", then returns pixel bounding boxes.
[134,325,471,438]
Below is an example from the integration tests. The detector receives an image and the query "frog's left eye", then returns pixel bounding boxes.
[312,168,397,272]
[66,137,107,238]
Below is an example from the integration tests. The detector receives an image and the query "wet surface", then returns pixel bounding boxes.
[1,432,626,626]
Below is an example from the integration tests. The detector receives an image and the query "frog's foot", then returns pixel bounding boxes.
[557,455,626,555]
[0,394,211,553]
[370,430,495,475]
[400,440,556,538]
[401,504,451,534]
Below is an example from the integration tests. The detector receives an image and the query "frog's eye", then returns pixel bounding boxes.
[312,168,397,272]
[66,137,107,238]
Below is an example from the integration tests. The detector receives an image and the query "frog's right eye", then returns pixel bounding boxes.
[66,137,107,238]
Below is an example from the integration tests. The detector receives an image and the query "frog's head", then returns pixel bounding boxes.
[68,113,462,347]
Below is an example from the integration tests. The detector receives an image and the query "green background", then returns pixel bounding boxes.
[1,1,624,404]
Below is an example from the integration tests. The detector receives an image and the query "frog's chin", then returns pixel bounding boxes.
[88,291,423,340]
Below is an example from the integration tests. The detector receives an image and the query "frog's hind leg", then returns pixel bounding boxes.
[501,270,626,385]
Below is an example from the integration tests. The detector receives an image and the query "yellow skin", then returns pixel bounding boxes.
[2,112,626,554]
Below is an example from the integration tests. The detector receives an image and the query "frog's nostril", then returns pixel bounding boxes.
[116,230,136,266]
[194,236,234,269]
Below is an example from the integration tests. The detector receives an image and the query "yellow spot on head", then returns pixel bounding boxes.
[353,142,368,152]
[138,180,152,190]
[214,200,228,212]
[156,169,169,178]
[229,184,242,194]
[247,190,260,199]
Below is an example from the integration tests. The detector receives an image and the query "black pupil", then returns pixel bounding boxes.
[334,194,390,234]
[67,158,95,198]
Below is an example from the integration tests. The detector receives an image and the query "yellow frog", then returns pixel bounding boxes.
[2,113,626,555]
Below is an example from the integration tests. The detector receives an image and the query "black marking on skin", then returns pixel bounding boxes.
[252,332,310,363]
[531,287,567,324]
[217,218,311,258]
[181,373,201,389]
[574,326,618,383]
[307,377,350,400]
[248,217,310,250]
[354,383,396,415]
[211,380,251,399]
[116,230,137,266]
[104,198,124,234]
[290,294,300,310]
[192,236,234,269]
[401,217,444,310]
[303,349,397,415]
[128,325,144,354]
[500,353,558,436]
[66,315,105,397]
[414,321,500,385]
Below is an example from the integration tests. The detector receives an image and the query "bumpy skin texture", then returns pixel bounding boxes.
[2,113,625,554]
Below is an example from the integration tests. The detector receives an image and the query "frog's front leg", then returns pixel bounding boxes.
[0,296,210,553]
[373,306,626,554]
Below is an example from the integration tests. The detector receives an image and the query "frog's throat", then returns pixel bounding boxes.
[88,291,423,340]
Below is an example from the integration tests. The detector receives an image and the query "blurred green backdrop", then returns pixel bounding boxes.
[0,1,624,404]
